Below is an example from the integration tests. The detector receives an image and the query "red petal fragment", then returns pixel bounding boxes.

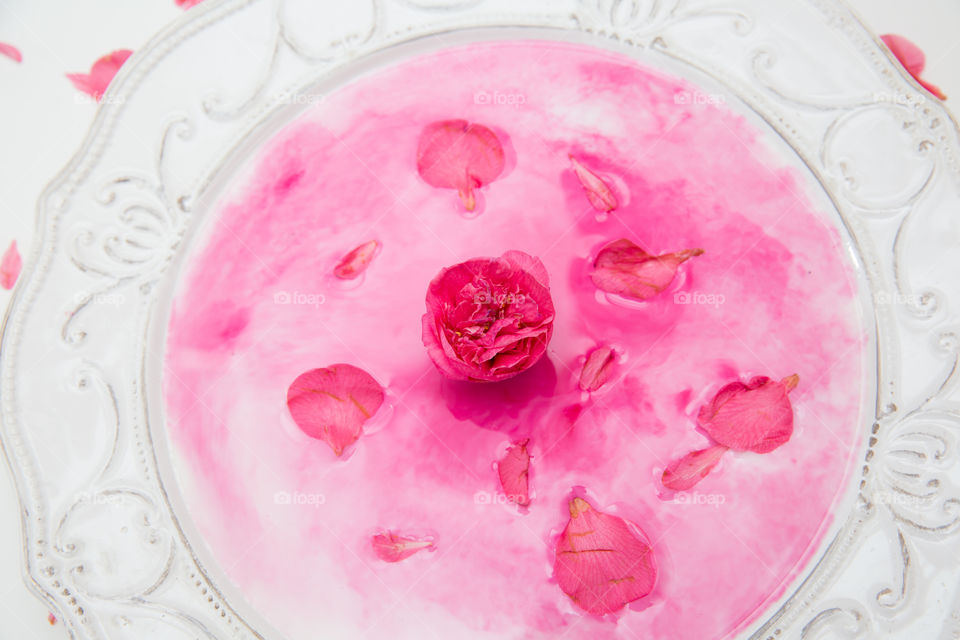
[0,240,21,290]
[372,531,434,563]
[0,42,22,63]
[497,439,531,506]
[554,497,657,616]
[579,345,617,392]
[662,444,728,491]
[591,238,704,301]
[570,156,618,212]
[333,239,380,280]
[881,34,946,100]
[286,364,385,456]
[417,120,506,211]
[697,374,799,454]
[67,49,133,101]
[47,613,57,625]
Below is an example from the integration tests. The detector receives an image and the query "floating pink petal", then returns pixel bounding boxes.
[662,444,728,491]
[698,374,799,454]
[333,239,380,280]
[0,241,21,290]
[66,49,132,101]
[579,345,617,392]
[591,238,704,301]
[372,531,434,563]
[570,156,618,212]
[286,364,385,456]
[0,42,22,63]
[554,496,657,616]
[497,439,531,506]
[176,0,206,8]
[881,34,946,100]
[417,119,506,211]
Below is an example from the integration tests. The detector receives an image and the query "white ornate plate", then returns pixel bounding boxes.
[2,0,959,638]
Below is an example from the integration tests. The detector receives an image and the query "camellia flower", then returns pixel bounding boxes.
[1,241,21,290]
[591,238,703,301]
[422,250,555,382]
[496,439,531,506]
[371,531,434,563]
[333,239,380,280]
[881,34,946,100]
[554,496,657,615]
[286,364,385,456]
[569,155,618,213]
[67,49,133,101]
[416,119,505,211]
[662,374,799,491]
[0,43,22,63]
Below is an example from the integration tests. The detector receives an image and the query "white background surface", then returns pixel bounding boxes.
[0,1,957,637]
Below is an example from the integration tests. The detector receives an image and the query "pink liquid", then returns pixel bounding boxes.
[164,41,865,640]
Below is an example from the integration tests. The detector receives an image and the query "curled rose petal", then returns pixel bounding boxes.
[286,364,385,456]
[591,238,703,301]
[67,49,133,101]
[662,444,728,491]
[570,156,618,212]
[417,120,506,211]
[0,42,22,63]
[1,240,21,290]
[554,497,657,616]
[422,250,555,382]
[497,439,531,506]
[697,374,799,454]
[881,34,946,100]
[579,345,617,392]
[334,239,380,280]
[372,532,434,563]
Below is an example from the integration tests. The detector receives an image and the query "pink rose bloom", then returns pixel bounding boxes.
[422,250,555,382]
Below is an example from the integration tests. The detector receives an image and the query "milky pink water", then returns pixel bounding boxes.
[164,41,866,640]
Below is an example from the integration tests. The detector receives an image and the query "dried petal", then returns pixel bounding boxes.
[554,497,657,616]
[697,375,799,454]
[881,34,946,100]
[570,156,618,212]
[47,612,57,625]
[286,364,385,456]
[662,444,728,491]
[579,345,617,392]
[372,531,434,563]
[417,120,506,211]
[67,49,133,101]
[497,439,531,506]
[0,240,21,290]
[591,238,703,301]
[334,239,380,280]
[0,42,22,63]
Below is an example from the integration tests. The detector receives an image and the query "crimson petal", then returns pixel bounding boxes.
[334,239,380,280]
[554,496,657,616]
[286,364,385,456]
[881,34,946,100]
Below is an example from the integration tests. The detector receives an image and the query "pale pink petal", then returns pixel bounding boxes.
[497,439,531,506]
[697,374,799,454]
[0,241,21,290]
[662,444,728,491]
[881,34,946,100]
[554,497,657,616]
[67,49,132,101]
[591,238,703,301]
[333,239,380,280]
[417,120,506,211]
[372,532,434,562]
[176,0,206,8]
[286,364,385,456]
[570,156,618,212]
[579,345,617,392]
[0,42,22,63]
